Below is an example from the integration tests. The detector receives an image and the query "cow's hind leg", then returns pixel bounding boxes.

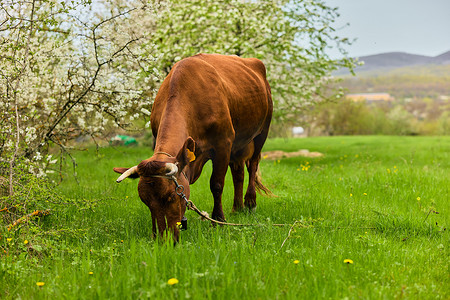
[244,133,268,210]
[229,160,245,212]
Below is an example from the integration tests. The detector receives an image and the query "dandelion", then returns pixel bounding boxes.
[300,162,310,171]
[24,240,29,245]
[417,197,421,201]
[363,193,367,196]
[167,278,179,285]
[350,193,353,197]
[343,259,353,264]
[7,238,12,242]
[293,260,300,264]
[36,282,45,287]
[176,222,182,228]
[89,272,93,275]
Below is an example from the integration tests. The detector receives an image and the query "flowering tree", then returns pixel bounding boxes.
[147,0,355,121]
[0,0,156,192]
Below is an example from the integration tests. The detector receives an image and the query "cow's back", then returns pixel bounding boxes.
[151,54,272,153]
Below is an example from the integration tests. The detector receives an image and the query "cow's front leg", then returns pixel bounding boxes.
[210,151,230,222]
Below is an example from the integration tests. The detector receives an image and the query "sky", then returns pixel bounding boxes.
[324,0,450,58]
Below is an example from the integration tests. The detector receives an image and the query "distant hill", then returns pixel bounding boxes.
[434,50,450,64]
[336,50,450,75]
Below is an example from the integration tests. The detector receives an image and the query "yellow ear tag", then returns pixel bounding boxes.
[186,149,196,162]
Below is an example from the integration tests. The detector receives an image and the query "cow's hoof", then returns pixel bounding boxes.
[231,206,245,213]
[211,214,226,226]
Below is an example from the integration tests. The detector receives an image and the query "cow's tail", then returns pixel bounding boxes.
[255,167,276,197]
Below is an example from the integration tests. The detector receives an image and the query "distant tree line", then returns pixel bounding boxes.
[306,98,449,136]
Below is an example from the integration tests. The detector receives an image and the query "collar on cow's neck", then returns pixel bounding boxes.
[155,151,175,158]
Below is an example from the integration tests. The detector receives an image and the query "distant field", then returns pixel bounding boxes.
[338,64,450,99]
[2,136,449,299]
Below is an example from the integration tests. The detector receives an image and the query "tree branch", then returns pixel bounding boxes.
[9,0,36,196]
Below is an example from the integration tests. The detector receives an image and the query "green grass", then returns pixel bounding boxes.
[2,136,449,299]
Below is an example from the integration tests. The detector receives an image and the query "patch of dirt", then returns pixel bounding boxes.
[262,149,324,160]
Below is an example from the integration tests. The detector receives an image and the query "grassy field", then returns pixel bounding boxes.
[2,136,449,299]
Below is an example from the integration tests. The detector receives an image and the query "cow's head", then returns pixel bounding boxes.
[113,137,196,242]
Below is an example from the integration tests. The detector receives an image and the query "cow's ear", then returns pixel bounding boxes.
[113,167,140,179]
[176,137,196,168]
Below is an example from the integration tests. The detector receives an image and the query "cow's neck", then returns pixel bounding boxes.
[153,110,188,158]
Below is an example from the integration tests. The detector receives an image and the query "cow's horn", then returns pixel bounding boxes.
[116,166,138,183]
[165,163,178,176]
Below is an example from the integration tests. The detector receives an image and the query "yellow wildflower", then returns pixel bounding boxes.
[350,193,353,197]
[176,222,182,228]
[36,282,45,287]
[343,259,353,264]
[363,193,367,196]
[167,278,179,285]
[7,238,12,242]
[417,197,421,201]
[293,260,300,264]
[24,240,29,245]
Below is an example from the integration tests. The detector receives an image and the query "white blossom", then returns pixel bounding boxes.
[141,108,151,116]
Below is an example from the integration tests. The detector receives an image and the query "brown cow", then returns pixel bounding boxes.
[114,54,273,241]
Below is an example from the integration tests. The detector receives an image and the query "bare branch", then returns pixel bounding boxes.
[9,0,36,196]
